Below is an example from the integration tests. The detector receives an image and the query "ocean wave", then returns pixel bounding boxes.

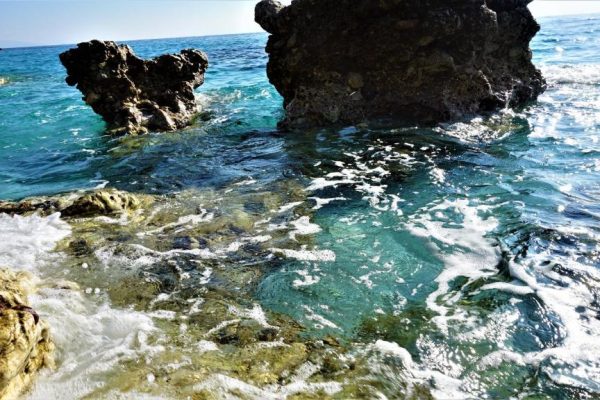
[541,64,600,85]
[0,213,165,399]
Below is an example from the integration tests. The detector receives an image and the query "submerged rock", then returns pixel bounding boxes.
[0,269,54,400]
[255,0,545,128]
[59,40,209,135]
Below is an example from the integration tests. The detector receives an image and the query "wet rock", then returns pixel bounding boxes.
[0,269,54,400]
[67,238,93,257]
[0,189,150,219]
[61,189,143,217]
[172,236,200,250]
[255,0,545,128]
[255,0,285,33]
[0,198,62,215]
[59,40,209,135]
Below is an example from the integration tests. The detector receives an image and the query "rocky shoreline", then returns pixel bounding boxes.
[0,185,436,399]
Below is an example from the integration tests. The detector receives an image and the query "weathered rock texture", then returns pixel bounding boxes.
[255,0,545,128]
[0,270,54,400]
[0,189,149,218]
[60,40,209,134]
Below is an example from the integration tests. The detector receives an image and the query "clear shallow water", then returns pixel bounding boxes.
[0,13,599,400]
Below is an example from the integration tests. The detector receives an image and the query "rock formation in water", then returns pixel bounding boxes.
[61,190,143,217]
[0,189,148,218]
[255,0,545,128]
[59,40,209,134]
[0,270,54,400]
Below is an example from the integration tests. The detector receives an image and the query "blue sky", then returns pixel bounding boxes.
[0,0,599,48]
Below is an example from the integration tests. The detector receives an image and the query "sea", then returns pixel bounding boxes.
[0,12,599,400]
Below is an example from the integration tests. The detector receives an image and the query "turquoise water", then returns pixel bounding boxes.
[1,13,600,399]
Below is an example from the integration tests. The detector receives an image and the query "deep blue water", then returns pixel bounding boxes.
[1,12,600,400]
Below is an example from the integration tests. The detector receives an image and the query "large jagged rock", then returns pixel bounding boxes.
[60,40,209,135]
[255,0,545,128]
[0,270,54,400]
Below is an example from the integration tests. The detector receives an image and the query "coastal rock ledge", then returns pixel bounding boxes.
[60,40,209,134]
[255,0,546,128]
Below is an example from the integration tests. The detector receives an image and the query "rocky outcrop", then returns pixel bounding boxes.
[0,270,54,400]
[61,190,142,217]
[255,0,545,128]
[0,189,149,218]
[60,40,209,135]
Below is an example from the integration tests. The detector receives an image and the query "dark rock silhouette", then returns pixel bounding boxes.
[255,0,545,128]
[60,40,208,134]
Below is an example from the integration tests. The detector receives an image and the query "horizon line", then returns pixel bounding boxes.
[0,30,266,50]
[2,10,600,50]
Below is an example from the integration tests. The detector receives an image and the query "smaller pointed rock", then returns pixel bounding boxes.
[60,40,209,135]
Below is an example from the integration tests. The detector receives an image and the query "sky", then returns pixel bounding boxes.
[0,0,599,48]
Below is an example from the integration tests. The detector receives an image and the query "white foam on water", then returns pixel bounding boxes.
[478,253,600,392]
[429,166,446,185]
[92,213,130,225]
[28,290,162,399]
[234,177,257,186]
[306,144,418,214]
[363,340,468,400]
[247,235,272,243]
[292,269,321,288]
[129,243,218,259]
[302,305,340,330]
[372,340,414,368]
[308,196,347,210]
[0,213,164,400]
[541,64,600,85]
[228,304,274,329]
[277,201,304,213]
[305,175,357,192]
[404,199,500,331]
[288,216,322,240]
[0,212,71,271]
[137,211,214,237]
[270,247,336,262]
[193,373,342,400]
[398,193,600,395]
